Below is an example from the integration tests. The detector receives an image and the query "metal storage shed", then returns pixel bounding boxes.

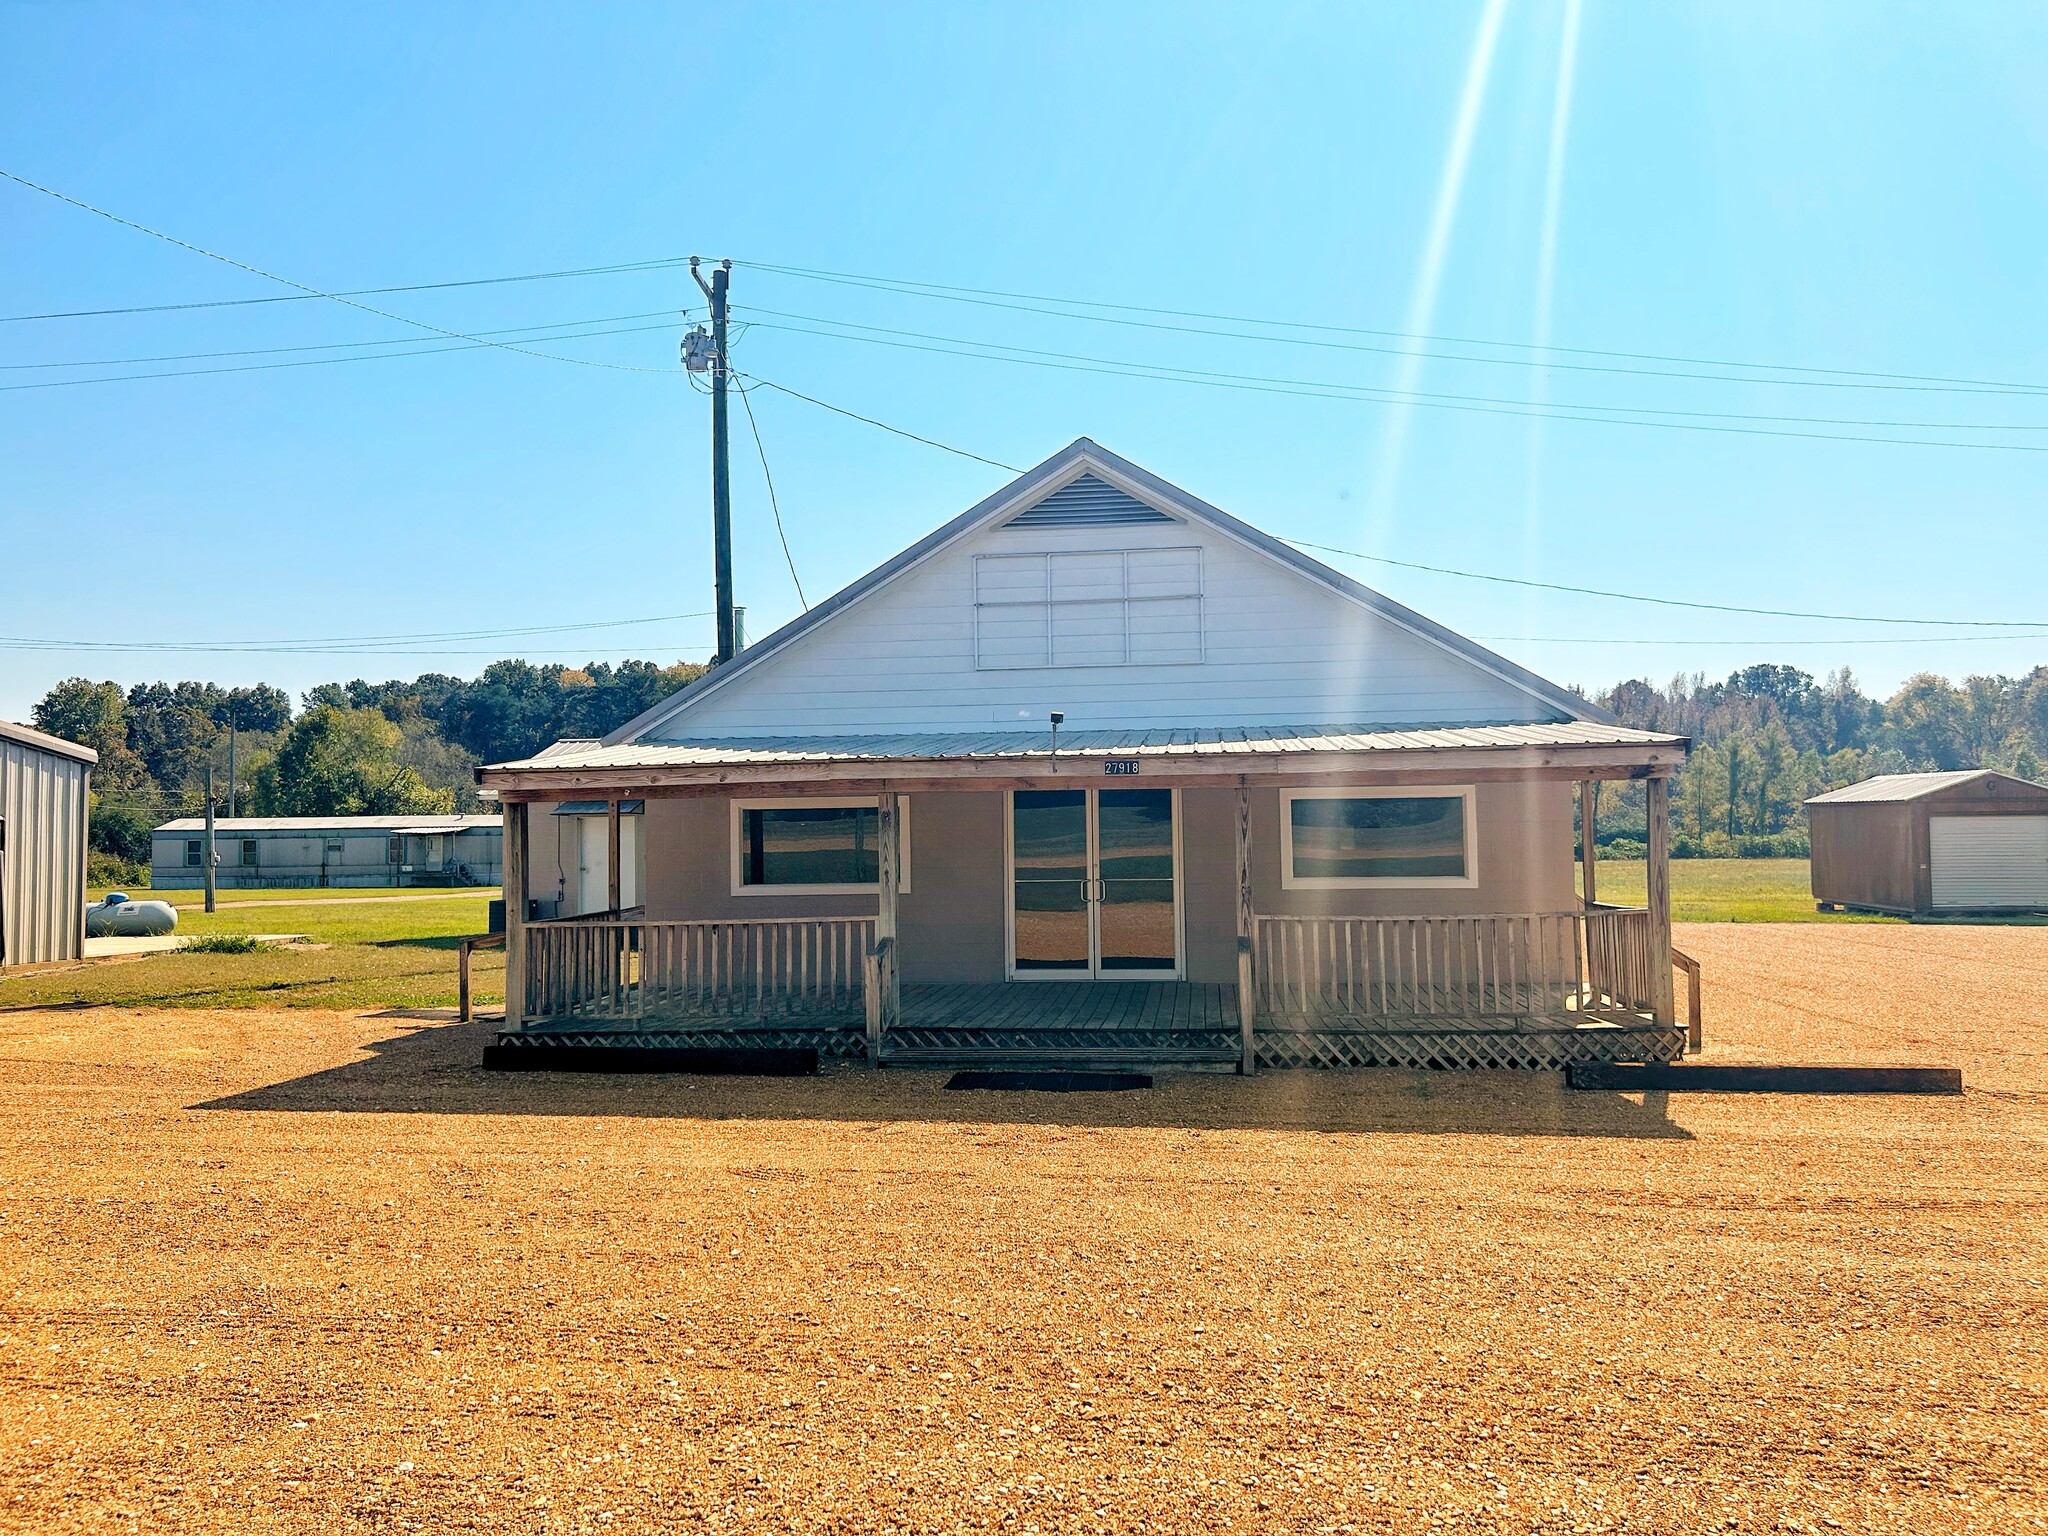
[0,720,96,967]
[1807,770,2048,916]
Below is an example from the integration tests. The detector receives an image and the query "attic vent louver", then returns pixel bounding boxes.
[1003,472,1175,529]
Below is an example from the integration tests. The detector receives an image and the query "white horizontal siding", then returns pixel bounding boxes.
[655,518,1554,738]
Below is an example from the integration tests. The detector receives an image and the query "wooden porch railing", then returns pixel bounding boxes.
[522,916,875,1025]
[512,911,1699,1047]
[1253,909,1670,1023]
[1583,905,1658,1016]
[1671,946,1704,1050]
[457,930,506,1022]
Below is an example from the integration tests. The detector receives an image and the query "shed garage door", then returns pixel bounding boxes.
[1929,816,2048,910]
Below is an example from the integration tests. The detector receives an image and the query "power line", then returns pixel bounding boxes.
[15,233,2043,398]
[0,307,693,370]
[6,642,714,659]
[736,371,2048,631]
[737,374,1024,471]
[0,255,695,324]
[734,380,808,610]
[740,259,2048,399]
[1,642,712,658]
[0,611,715,654]
[1286,538,2048,628]
[0,318,690,393]
[0,169,680,374]
[1476,633,2048,647]
[741,314,2048,455]
[740,305,2048,433]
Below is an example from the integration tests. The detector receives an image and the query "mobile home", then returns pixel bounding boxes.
[151,815,502,890]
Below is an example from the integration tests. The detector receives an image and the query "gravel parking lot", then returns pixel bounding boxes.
[1,923,2042,1533]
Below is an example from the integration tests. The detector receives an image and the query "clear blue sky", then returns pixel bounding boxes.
[6,1,2047,722]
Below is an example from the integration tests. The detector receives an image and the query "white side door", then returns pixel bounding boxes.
[576,814,608,915]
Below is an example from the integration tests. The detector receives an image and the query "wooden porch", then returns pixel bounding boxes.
[495,905,1689,1071]
[488,752,1694,1074]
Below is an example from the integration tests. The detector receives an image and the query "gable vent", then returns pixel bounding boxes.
[1003,472,1176,529]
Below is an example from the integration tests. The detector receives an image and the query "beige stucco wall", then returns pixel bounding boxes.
[1178,782,1576,982]
[635,780,1576,987]
[641,792,1005,984]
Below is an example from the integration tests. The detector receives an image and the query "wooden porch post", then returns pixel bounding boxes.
[1579,780,1599,907]
[1646,776,1675,1027]
[1235,784,1256,1075]
[503,800,527,1030]
[876,790,901,1051]
[606,799,623,914]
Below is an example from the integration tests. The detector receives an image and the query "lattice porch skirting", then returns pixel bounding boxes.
[877,1025,1240,1062]
[1253,1018,1686,1072]
[494,1022,868,1059]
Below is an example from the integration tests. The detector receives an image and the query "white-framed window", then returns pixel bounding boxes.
[729,797,912,896]
[240,839,259,867]
[1279,786,1478,889]
[184,839,202,867]
[387,836,403,864]
[973,547,1203,669]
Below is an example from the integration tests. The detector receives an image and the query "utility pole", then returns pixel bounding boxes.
[202,766,218,914]
[689,256,737,665]
[225,710,237,820]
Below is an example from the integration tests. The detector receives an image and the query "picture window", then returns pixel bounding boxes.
[1279,788,1477,888]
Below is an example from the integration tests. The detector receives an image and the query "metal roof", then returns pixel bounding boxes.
[1806,770,2048,804]
[154,815,501,833]
[493,720,1682,774]
[0,719,98,765]
[597,439,1615,749]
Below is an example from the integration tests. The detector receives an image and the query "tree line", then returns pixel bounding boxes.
[1586,664,2048,856]
[25,655,2048,880]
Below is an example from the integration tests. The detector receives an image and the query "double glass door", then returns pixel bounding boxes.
[1009,788,1179,978]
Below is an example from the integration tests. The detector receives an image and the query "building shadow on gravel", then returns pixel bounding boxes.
[194,1016,1690,1139]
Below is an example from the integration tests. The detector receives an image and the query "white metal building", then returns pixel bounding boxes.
[150,815,502,890]
[0,720,96,967]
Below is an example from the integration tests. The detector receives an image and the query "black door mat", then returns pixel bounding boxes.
[1568,1061,1962,1094]
[945,1070,1152,1093]
[482,1045,817,1076]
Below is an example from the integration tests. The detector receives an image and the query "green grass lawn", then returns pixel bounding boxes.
[1583,857,1897,923]
[4,894,504,1011]
[88,885,499,906]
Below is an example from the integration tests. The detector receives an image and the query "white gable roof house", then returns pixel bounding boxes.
[478,440,1691,1073]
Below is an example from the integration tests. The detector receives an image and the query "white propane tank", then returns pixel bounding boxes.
[84,893,180,938]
